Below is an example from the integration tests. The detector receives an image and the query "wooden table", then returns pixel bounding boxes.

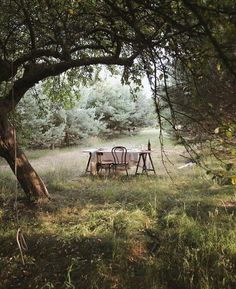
[83,148,156,175]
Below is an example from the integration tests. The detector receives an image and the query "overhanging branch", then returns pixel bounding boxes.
[0,54,136,114]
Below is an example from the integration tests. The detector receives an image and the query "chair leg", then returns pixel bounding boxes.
[125,165,128,176]
[96,164,100,174]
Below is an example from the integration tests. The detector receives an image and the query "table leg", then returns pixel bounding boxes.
[148,153,156,174]
[85,152,92,173]
[135,152,156,175]
[141,153,148,175]
[135,153,142,175]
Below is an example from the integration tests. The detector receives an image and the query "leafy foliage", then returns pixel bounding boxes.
[16,80,155,148]
[16,90,100,148]
[80,80,155,136]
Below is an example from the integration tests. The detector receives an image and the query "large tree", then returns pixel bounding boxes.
[0,0,235,198]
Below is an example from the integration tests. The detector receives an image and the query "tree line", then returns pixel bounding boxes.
[15,79,155,149]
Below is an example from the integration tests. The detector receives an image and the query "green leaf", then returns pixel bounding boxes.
[187,62,192,69]
[225,163,233,171]
[231,148,236,156]
[226,130,233,139]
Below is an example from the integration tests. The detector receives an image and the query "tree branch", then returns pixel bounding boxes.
[0,55,136,114]
[182,0,236,80]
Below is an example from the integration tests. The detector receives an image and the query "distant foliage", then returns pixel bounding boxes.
[80,80,155,136]
[16,90,67,148]
[65,105,104,146]
[16,80,155,148]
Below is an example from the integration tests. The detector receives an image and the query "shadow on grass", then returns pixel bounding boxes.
[1,173,236,289]
[0,233,160,289]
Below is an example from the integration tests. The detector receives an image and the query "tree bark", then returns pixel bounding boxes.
[0,118,50,199]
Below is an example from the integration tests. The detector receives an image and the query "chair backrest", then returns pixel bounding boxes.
[112,146,127,164]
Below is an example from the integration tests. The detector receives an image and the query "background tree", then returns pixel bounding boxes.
[17,90,67,148]
[16,84,103,148]
[16,79,154,147]
[80,80,155,136]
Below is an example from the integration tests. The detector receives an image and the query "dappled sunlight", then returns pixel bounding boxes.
[36,200,152,240]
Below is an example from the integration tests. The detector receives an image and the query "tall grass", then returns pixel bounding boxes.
[0,129,236,289]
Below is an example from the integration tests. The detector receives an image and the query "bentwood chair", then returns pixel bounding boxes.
[111,146,129,176]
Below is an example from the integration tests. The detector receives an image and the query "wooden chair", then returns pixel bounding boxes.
[96,152,113,175]
[111,146,129,176]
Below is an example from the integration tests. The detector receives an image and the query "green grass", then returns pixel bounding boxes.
[0,129,236,289]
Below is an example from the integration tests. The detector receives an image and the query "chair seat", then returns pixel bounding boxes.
[99,160,113,164]
[113,162,128,166]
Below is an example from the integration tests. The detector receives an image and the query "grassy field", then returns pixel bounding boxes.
[0,129,236,289]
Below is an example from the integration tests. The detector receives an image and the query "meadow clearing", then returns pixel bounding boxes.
[0,129,236,289]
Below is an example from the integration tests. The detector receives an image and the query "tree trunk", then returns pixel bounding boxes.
[0,120,50,199]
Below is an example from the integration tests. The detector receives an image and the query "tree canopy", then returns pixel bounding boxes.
[2,0,235,111]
